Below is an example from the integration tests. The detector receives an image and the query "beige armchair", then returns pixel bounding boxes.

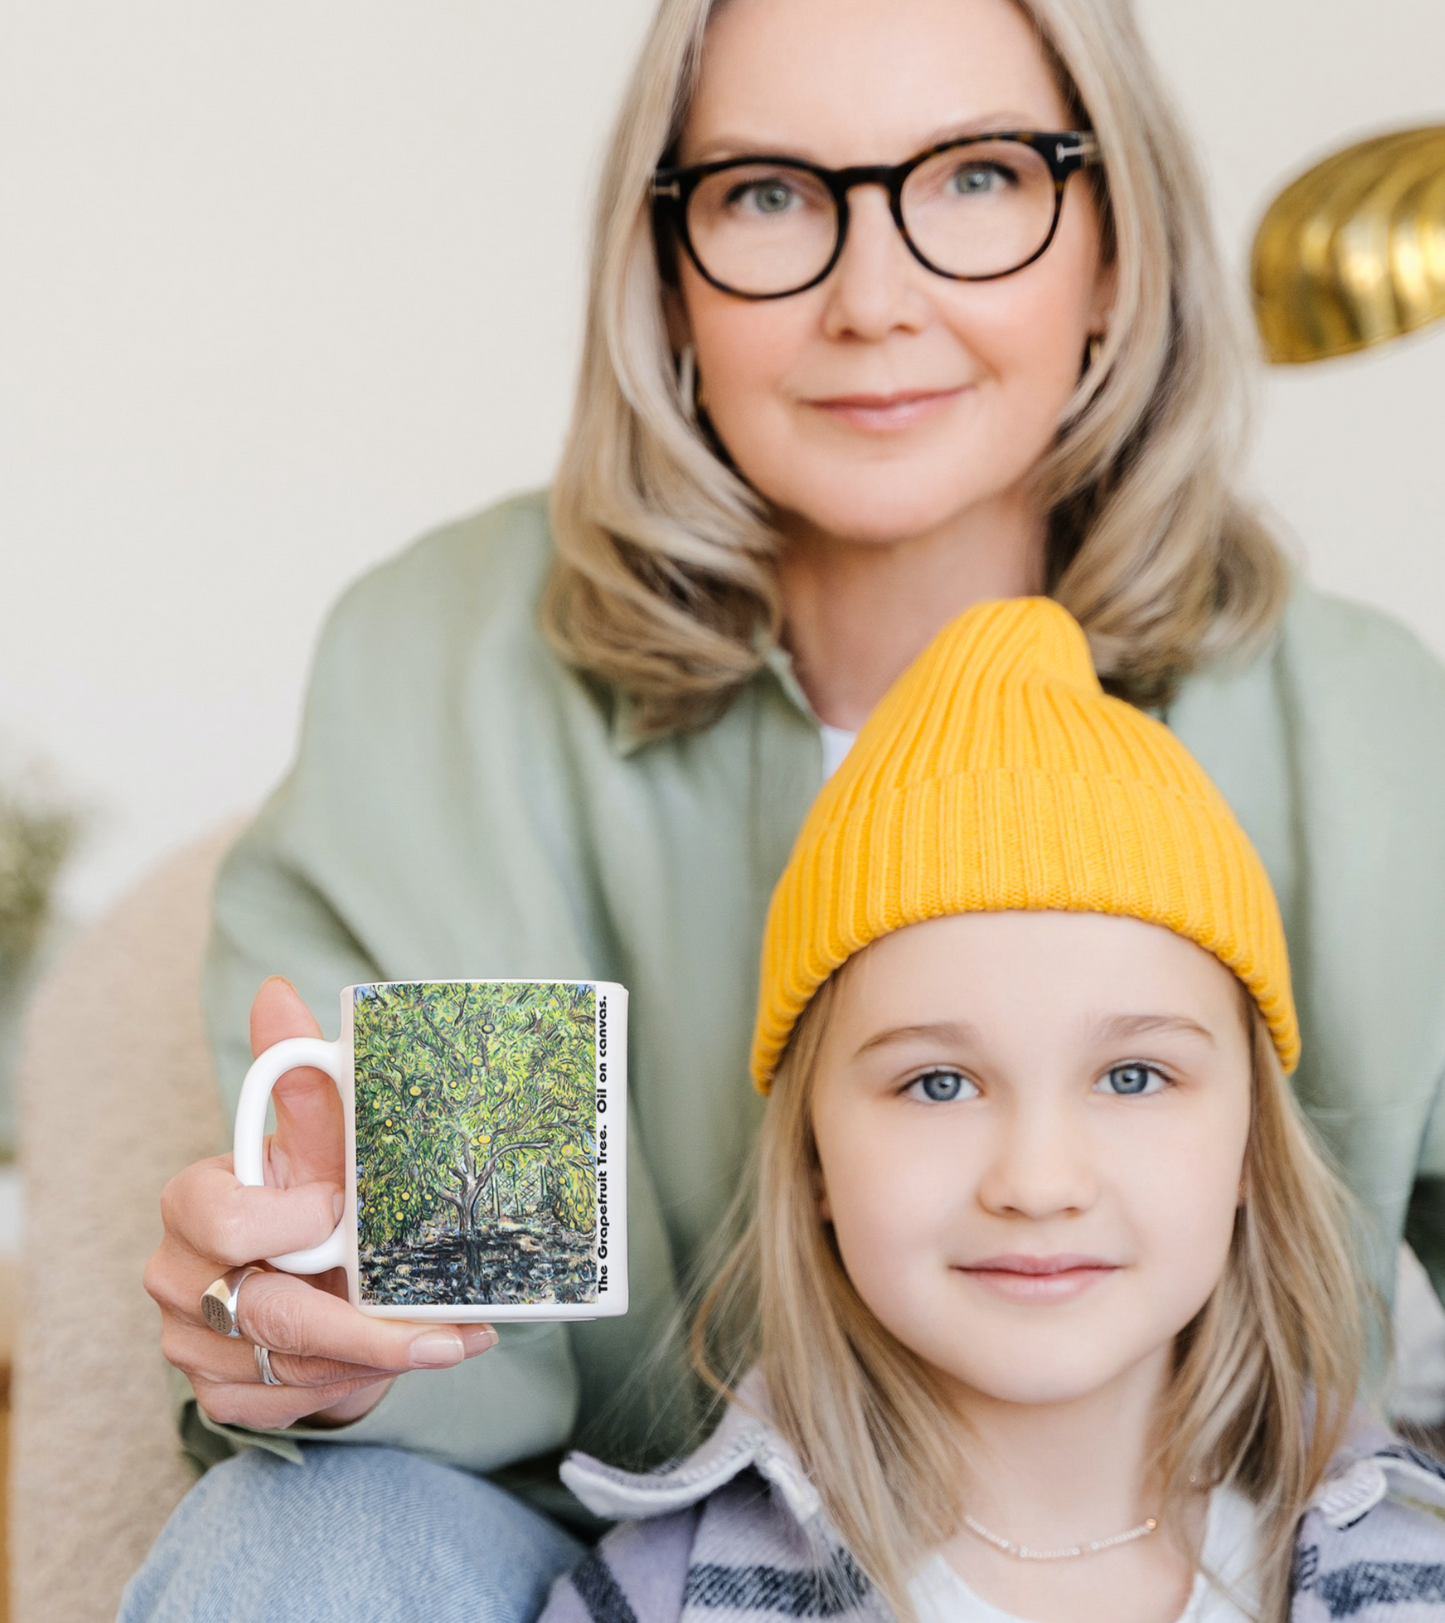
[11,829,234,1623]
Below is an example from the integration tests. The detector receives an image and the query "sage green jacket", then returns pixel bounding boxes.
[198,490,1445,1501]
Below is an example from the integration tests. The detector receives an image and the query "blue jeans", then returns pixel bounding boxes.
[118,1445,585,1623]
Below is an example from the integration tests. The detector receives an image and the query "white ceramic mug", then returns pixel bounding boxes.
[234,978,627,1321]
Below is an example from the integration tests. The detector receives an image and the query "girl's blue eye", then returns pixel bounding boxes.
[905,1069,975,1103]
[1097,1063,1165,1097]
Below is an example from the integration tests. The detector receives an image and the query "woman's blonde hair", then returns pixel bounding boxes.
[543,0,1290,741]
[693,975,1369,1623]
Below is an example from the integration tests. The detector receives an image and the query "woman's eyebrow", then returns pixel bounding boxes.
[854,1019,980,1057]
[1093,1013,1217,1045]
[914,114,1050,146]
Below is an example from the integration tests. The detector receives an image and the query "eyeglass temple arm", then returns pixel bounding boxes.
[1051,132,1101,171]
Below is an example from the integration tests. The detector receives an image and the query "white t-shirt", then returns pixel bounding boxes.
[908,1488,1260,1623]
[820,724,857,781]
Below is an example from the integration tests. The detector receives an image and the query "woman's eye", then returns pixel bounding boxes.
[904,1069,976,1103]
[730,179,798,215]
[1096,1063,1166,1097]
[948,162,1014,196]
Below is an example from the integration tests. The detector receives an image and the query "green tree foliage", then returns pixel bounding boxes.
[548,1153,597,1233]
[354,982,595,1251]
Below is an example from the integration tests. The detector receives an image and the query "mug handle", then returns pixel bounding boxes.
[233,1037,349,1274]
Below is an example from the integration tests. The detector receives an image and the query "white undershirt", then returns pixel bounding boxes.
[820,723,857,782]
[909,1488,1260,1623]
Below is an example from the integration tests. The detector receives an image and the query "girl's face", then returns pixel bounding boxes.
[673,0,1114,548]
[810,911,1253,1409]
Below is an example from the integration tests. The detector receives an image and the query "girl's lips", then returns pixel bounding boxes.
[956,1254,1121,1304]
[805,388,963,433]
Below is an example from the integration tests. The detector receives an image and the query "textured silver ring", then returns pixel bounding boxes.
[200,1266,263,1338]
[254,1343,284,1386]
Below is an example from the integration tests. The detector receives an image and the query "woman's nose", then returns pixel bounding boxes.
[974,1101,1099,1220]
[821,186,930,341]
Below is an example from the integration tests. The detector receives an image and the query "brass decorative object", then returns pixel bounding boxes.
[1251,125,1445,364]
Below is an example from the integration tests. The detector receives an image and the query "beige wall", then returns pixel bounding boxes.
[1136,0,1445,666]
[2,0,1442,919]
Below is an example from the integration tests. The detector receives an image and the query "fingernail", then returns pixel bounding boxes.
[461,1326,498,1356]
[263,974,299,993]
[409,1331,465,1368]
[332,1191,344,1223]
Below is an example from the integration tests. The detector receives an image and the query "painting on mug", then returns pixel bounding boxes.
[353,981,600,1308]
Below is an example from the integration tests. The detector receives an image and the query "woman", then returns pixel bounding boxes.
[129,0,1445,1616]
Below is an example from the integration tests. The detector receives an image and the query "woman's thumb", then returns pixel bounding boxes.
[250,975,345,1187]
[250,975,324,1053]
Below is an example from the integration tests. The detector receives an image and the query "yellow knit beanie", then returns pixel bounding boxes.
[751,597,1297,1090]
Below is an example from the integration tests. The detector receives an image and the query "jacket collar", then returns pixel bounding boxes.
[562,1377,1445,1538]
[1309,1424,1445,1529]
[562,1369,821,1527]
[608,640,820,758]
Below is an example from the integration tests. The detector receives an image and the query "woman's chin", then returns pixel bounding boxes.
[772,482,998,549]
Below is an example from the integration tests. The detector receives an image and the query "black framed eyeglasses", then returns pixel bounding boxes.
[651,131,1102,300]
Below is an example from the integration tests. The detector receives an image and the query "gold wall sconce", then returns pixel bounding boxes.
[1251,125,1445,364]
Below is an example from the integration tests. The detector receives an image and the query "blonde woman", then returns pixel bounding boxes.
[130,0,1445,1617]
[544,598,1445,1623]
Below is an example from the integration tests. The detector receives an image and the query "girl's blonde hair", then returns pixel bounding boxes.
[693,975,1369,1623]
[543,0,1290,741]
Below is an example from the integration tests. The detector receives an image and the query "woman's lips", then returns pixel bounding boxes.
[805,387,964,433]
[956,1254,1121,1303]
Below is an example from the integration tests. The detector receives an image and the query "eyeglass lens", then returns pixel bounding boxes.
[685,140,1061,296]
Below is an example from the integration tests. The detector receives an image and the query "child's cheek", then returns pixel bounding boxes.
[820,1116,962,1338]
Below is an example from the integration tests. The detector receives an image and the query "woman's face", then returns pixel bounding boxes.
[674,0,1114,548]
[809,911,1253,1411]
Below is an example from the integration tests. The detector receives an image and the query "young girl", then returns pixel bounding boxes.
[541,598,1445,1623]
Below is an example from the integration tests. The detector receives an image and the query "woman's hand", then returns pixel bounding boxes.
[145,976,497,1430]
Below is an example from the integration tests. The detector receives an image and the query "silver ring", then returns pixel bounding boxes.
[254,1343,284,1386]
[200,1266,263,1338]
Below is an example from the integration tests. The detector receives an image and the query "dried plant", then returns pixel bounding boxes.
[0,789,78,982]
